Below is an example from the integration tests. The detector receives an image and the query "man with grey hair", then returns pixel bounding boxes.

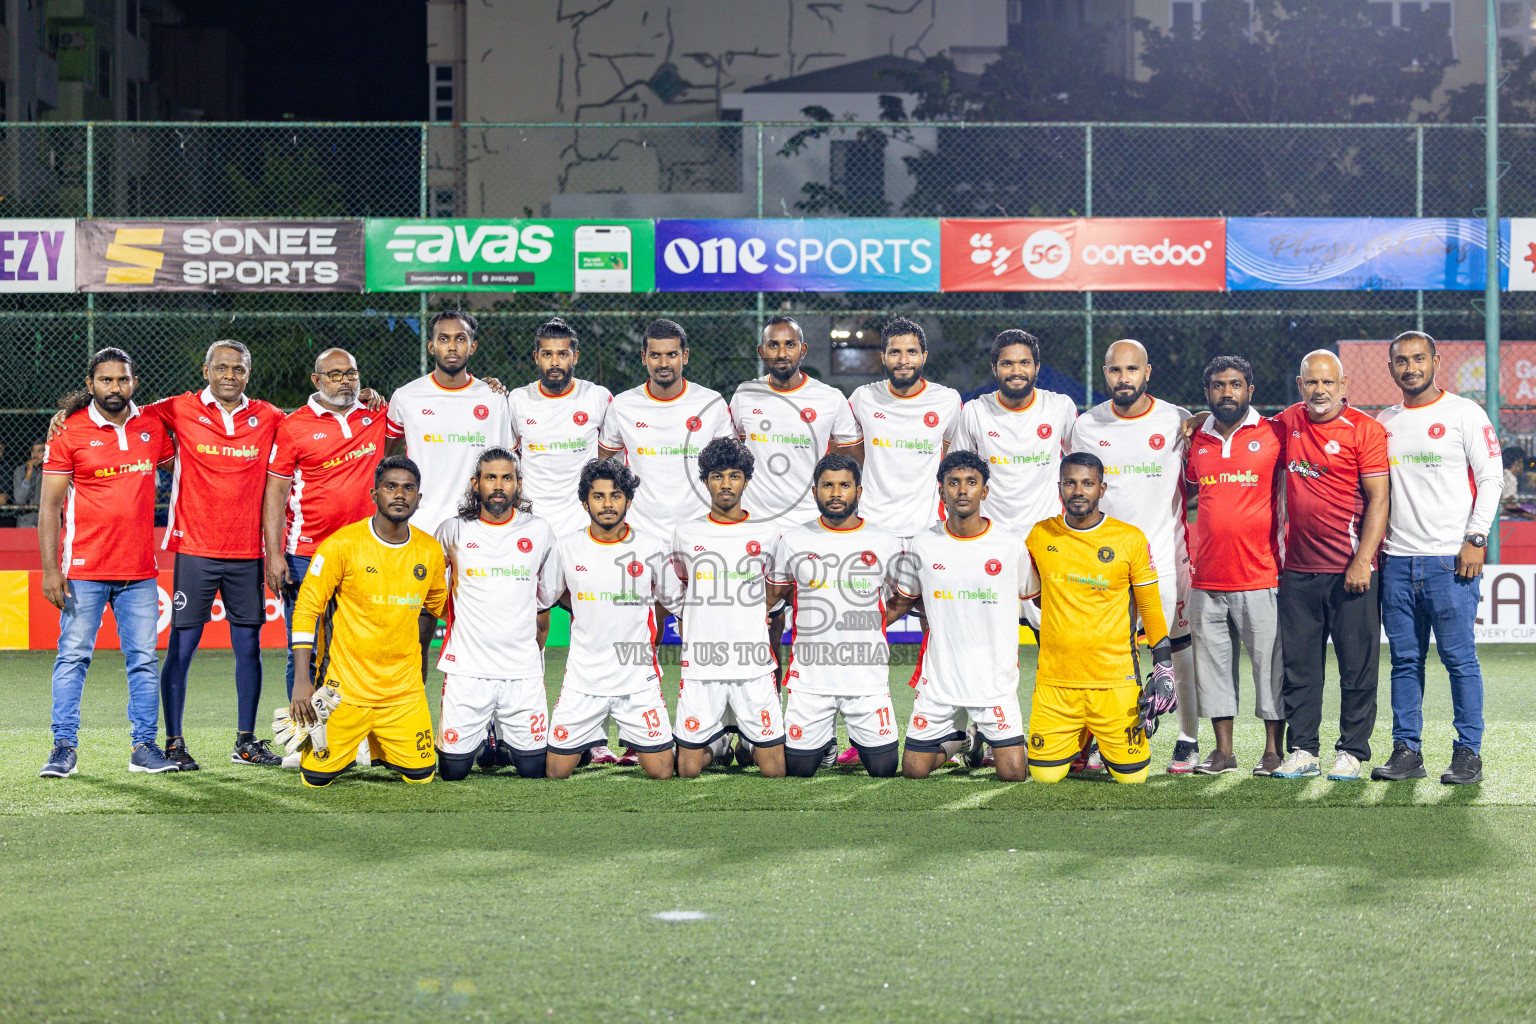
[1270,350,1390,780]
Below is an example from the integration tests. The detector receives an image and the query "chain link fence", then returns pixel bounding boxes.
[0,120,1532,518]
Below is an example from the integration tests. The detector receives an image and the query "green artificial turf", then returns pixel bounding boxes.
[2,646,1534,1023]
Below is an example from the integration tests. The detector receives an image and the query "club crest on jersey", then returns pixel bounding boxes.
[362,416,372,425]
[1428,423,1446,439]
[984,558,1002,576]
[628,561,645,577]
[139,432,151,442]
[443,729,458,743]
[686,416,703,431]
[1030,733,1044,749]
[746,540,762,556]
[1098,546,1115,563]
[1037,424,1052,439]
[788,724,803,740]
[1248,440,1261,452]
[518,537,533,553]
[1148,434,1166,450]
[247,415,259,428]
[913,715,928,729]
[413,563,427,580]
[473,404,490,421]
[553,726,569,741]
[573,410,588,425]
[684,716,700,732]
[1324,440,1341,455]
[861,550,877,566]
[800,408,817,423]
[923,411,940,428]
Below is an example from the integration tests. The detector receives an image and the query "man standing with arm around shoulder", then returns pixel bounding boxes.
[1373,331,1502,785]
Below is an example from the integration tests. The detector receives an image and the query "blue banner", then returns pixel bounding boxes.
[1226,218,1492,291]
[655,218,939,291]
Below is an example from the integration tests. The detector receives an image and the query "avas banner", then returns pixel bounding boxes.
[1226,218,1492,290]
[1336,340,1536,407]
[940,218,1226,291]
[0,219,74,292]
[77,220,364,292]
[654,218,939,291]
[365,219,655,292]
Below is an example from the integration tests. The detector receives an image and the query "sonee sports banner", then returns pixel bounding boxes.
[76,220,365,292]
[940,218,1226,291]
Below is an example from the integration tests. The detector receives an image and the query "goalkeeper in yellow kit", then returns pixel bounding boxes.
[288,456,448,787]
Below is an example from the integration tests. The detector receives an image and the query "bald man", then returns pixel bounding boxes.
[1269,350,1389,781]
[263,347,390,703]
[1067,340,1200,773]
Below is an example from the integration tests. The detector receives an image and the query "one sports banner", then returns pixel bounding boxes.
[0,219,75,292]
[654,218,939,292]
[1225,218,1492,291]
[365,219,655,292]
[76,220,365,292]
[939,218,1226,291]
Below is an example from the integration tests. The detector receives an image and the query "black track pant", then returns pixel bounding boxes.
[1278,569,1380,760]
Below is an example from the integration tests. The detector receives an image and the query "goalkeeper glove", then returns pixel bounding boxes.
[271,685,343,756]
[1138,638,1178,738]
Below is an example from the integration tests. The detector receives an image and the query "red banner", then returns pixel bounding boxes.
[940,218,1227,292]
[26,570,288,650]
[1336,341,1536,407]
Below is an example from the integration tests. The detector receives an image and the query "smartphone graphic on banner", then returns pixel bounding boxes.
[573,225,633,292]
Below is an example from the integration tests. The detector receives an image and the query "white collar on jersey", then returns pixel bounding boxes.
[87,400,142,428]
[307,394,364,419]
[199,386,250,413]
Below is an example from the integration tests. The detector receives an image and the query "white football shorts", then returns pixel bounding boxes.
[438,674,548,755]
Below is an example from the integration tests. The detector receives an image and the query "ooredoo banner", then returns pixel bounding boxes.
[939,218,1226,291]
[654,219,939,292]
[1226,218,1490,290]
[77,220,365,292]
[0,219,75,292]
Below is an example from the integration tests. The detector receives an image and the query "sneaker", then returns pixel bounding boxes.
[1069,737,1103,774]
[1371,742,1426,781]
[164,736,200,771]
[709,735,735,768]
[1327,751,1362,781]
[589,745,620,765]
[1252,751,1283,777]
[129,741,180,774]
[734,736,755,768]
[835,746,862,767]
[281,750,304,769]
[231,737,284,767]
[1194,750,1238,775]
[819,742,839,769]
[1166,740,1200,774]
[963,722,986,769]
[476,725,498,770]
[616,747,641,767]
[40,743,78,778]
[1272,750,1321,778]
[1440,746,1484,785]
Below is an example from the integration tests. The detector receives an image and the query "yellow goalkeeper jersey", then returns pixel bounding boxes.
[290,517,447,706]
[1024,514,1166,688]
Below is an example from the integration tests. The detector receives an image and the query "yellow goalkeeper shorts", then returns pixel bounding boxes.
[300,695,436,787]
[1027,682,1150,784]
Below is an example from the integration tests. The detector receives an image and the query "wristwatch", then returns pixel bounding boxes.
[1465,533,1487,549]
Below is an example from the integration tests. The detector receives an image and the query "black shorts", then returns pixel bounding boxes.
[172,553,266,628]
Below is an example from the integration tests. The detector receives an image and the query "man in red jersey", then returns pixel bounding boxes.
[262,347,387,698]
[38,348,179,777]
[1270,350,1389,782]
[1181,356,1287,777]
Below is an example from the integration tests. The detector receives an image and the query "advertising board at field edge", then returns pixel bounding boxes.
[939,218,1226,291]
[1226,218,1493,291]
[1337,340,1536,408]
[77,220,365,292]
[365,219,655,292]
[19,569,286,650]
[0,219,74,292]
[654,218,939,292]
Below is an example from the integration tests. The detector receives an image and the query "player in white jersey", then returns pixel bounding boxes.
[670,437,786,778]
[508,317,613,536]
[385,310,513,681]
[599,318,735,539]
[432,448,559,780]
[951,329,1078,537]
[893,450,1030,781]
[1067,339,1200,773]
[766,452,905,777]
[546,460,680,780]
[848,317,962,542]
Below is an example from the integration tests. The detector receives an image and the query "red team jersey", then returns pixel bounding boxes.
[148,388,285,559]
[267,397,388,556]
[1183,410,1285,591]
[1273,402,1389,573]
[43,403,174,580]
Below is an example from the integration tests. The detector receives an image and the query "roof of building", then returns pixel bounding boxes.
[743,55,979,94]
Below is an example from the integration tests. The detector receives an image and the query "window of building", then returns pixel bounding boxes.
[98,48,111,97]
[1369,2,1454,58]
[830,139,884,209]
[1500,1,1536,53]
[126,79,140,121]
[1170,0,1255,34]
[430,64,455,121]
[431,188,456,218]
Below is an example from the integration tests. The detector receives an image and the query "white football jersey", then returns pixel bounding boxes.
[730,375,861,526]
[435,512,560,679]
[767,517,904,696]
[894,521,1030,706]
[509,378,613,536]
[670,512,779,681]
[951,388,1079,536]
[386,374,513,533]
[1067,397,1191,582]
[550,524,680,697]
[848,379,962,539]
[1378,391,1504,557]
[598,380,735,539]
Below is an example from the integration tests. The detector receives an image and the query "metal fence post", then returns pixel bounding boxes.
[1083,124,1093,408]
[1485,1,1503,563]
[756,123,765,374]
[85,123,95,353]
[1416,123,1424,332]
[419,122,429,376]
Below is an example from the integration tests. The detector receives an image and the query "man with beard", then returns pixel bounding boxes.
[1181,356,1286,776]
[1374,332,1500,784]
[288,456,447,787]
[1067,340,1199,774]
[599,319,734,539]
[670,438,786,778]
[766,452,906,777]
[433,448,560,780]
[263,348,388,702]
[38,348,179,777]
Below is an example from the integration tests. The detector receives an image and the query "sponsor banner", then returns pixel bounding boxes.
[1336,340,1536,407]
[77,220,364,292]
[655,218,939,292]
[1504,218,1536,291]
[0,219,75,292]
[366,219,655,292]
[940,218,1225,292]
[1471,566,1536,642]
[21,569,286,650]
[1226,218,1490,291]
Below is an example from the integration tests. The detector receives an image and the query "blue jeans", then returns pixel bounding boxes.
[1380,554,1484,755]
[282,553,312,698]
[51,578,161,748]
